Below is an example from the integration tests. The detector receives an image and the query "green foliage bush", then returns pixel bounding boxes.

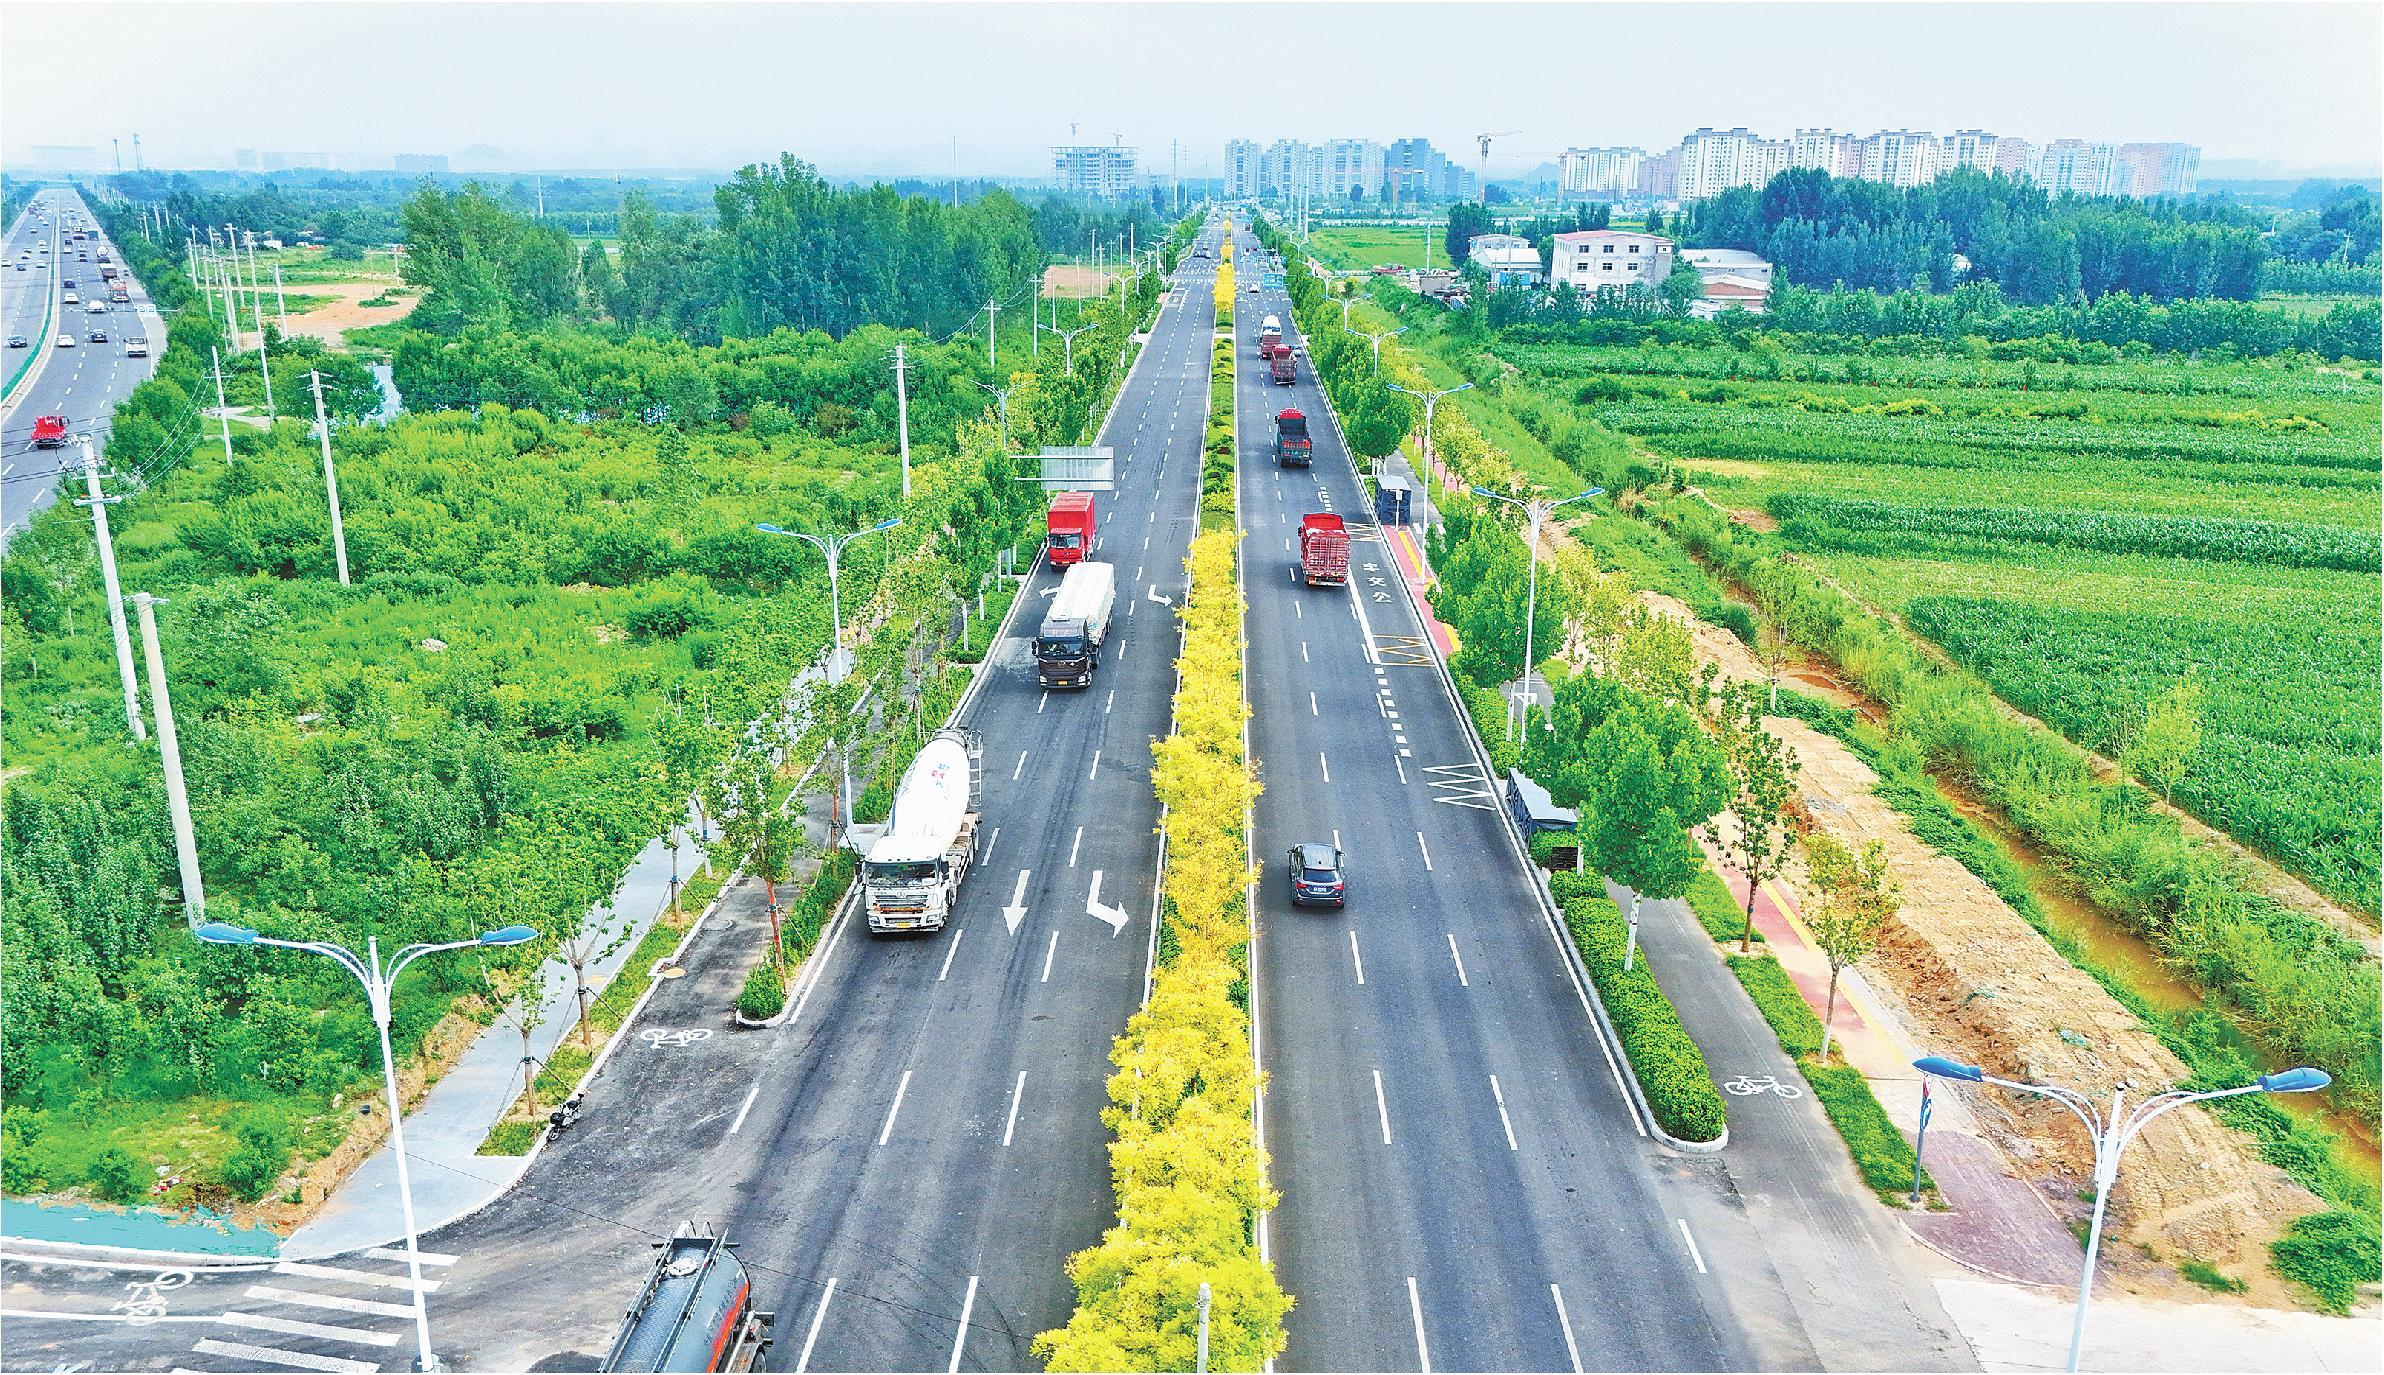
[478,1119,539,1157]
[736,962,788,1021]
[1687,868,1755,944]
[1727,954,1823,1058]
[1800,1059,1934,1203]
[2269,1209,2382,1314]
[1559,890,1726,1143]
[86,1148,143,1204]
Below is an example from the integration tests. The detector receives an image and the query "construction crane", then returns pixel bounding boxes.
[1474,131,1519,204]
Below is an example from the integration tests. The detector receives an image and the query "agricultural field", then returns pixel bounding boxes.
[237,243,418,346]
[1305,222,1444,272]
[1499,337,2384,912]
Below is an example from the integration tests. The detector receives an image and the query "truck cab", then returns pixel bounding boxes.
[862,728,984,934]
[1045,490,1096,568]
[1036,561,1117,689]
[31,415,69,449]
[1273,409,1313,467]
[1257,313,1282,358]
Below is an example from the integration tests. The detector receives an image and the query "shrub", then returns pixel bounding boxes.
[2178,1259,2245,1295]
[219,1116,293,1202]
[478,1119,539,1157]
[1801,1058,1934,1203]
[1687,867,1755,944]
[736,962,787,1020]
[2270,1208,2382,1314]
[1561,889,1726,1143]
[87,1147,144,1203]
[1728,954,1822,1057]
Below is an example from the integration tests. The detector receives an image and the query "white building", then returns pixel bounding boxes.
[1856,130,1941,187]
[1559,146,1647,199]
[1549,229,1676,296]
[1468,233,1544,287]
[1053,142,1139,198]
[1677,128,1792,200]
[1791,128,1863,177]
[1322,139,1387,201]
[1680,249,1773,289]
[1225,140,1260,199]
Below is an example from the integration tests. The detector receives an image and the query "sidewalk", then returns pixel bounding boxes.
[285,816,706,1259]
[1932,1276,2381,1372]
[1699,835,2087,1287]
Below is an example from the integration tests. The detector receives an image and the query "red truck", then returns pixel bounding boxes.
[1297,514,1349,586]
[1045,490,1096,567]
[1268,342,1295,386]
[1273,409,1312,468]
[109,281,129,303]
[30,415,69,449]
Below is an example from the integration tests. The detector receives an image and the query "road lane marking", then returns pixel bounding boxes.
[1003,1071,1028,1145]
[1550,1284,1585,1374]
[947,1275,979,1374]
[1310,691,1317,716]
[795,1278,838,1373]
[1087,749,1101,781]
[270,1261,437,1294]
[1293,601,1302,619]
[242,1288,412,1320]
[1319,753,1330,783]
[359,1247,454,1267]
[1406,1276,1432,1374]
[1446,934,1469,987]
[1299,641,1308,662]
[1069,826,1083,867]
[1395,756,1407,784]
[1677,1218,1708,1273]
[1416,832,1433,871]
[1038,692,1048,714]
[877,1070,913,1146]
[1041,928,1061,981]
[981,827,999,864]
[1489,1075,1519,1150]
[190,1339,375,1373]
[1349,930,1365,984]
[1105,689,1115,714]
[1013,750,1029,780]
[1373,1069,1392,1144]
[728,1082,762,1136]
[217,1312,398,1348]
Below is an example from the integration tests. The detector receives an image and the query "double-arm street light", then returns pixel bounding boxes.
[1343,322,1408,377]
[1913,1056,2331,1373]
[977,381,1016,451]
[1471,485,1603,740]
[1040,319,1095,376]
[1386,380,1473,484]
[757,518,902,685]
[196,921,538,1372]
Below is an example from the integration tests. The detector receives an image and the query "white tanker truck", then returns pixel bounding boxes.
[861,727,983,934]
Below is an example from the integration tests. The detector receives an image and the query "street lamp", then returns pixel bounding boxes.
[756,518,901,684]
[977,381,1016,451]
[1386,380,1473,485]
[1039,319,1095,376]
[1912,1056,2330,1374]
[1343,322,1408,377]
[195,921,537,1373]
[1471,486,1602,740]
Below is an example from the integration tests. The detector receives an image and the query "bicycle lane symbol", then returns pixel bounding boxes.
[1722,1073,1804,1099]
[111,1269,192,1324]
[638,1027,715,1049]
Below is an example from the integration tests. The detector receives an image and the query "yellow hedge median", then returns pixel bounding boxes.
[1038,532,1291,1372]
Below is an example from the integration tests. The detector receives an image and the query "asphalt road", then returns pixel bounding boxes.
[1,186,167,538]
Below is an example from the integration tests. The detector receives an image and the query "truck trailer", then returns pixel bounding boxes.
[1045,490,1096,568]
[601,1224,772,1373]
[1268,342,1296,385]
[1257,314,1282,357]
[1037,560,1117,689]
[1273,409,1312,467]
[1297,513,1350,586]
[862,728,984,934]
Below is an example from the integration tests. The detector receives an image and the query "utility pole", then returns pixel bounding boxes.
[133,131,142,170]
[256,313,276,420]
[210,348,236,464]
[310,371,351,584]
[985,298,1001,368]
[274,262,289,331]
[1472,485,1602,739]
[977,381,1014,450]
[243,230,267,336]
[892,343,912,499]
[76,440,146,742]
[132,593,204,923]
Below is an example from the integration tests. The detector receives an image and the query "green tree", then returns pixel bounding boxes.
[1592,732,1710,971]
[1801,833,1897,1061]
[1705,683,1801,953]
[2125,676,2203,805]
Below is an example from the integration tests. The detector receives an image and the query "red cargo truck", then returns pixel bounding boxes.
[30,415,69,449]
[1273,409,1312,467]
[1268,342,1295,385]
[1297,513,1349,586]
[1045,491,1096,567]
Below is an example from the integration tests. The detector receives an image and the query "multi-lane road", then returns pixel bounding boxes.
[1,185,167,536]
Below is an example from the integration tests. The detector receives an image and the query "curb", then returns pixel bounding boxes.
[1267,244,1723,1156]
[0,1237,280,1271]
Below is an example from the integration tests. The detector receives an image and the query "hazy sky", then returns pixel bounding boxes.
[4,1,2378,177]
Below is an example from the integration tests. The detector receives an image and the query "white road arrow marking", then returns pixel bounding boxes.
[1086,869,1130,935]
[1004,869,1031,935]
[1147,585,1172,606]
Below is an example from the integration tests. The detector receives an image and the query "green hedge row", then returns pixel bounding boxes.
[1802,1059,1935,1203]
[1687,868,1756,945]
[1726,953,1823,1058]
[1556,885,1726,1143]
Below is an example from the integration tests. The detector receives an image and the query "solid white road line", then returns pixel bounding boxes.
[948,1275,980,1374]
[216,1312,399,1348]
[1310,691,1317,716]
[728,1082,762,1136]
[1004,1071,1028,1146]
[1087,749,1101,781]
[189,1339,376,1374]
[1041,929,1060,982]
[1677,1218,1708,1273]
[1550,1284,1585,1374]
[1395,755,1407,785]
[1489,1075,1519,1150]
[1069,826,1083,867]
[1013,749,1029,779]
[1319,753,1330,783]
[1300,641,1309,662]
[877,1070,913,1146]
[270,1261,438,1294]
[242,1288,412,1320]
[359,1246,455,1267]
[795,1278,838,1373]
[1446,934,1469,987]
[1349,929,1365,985]
[1373,1069,1392,1144]
[1105,689,1115,714]
[981,827,999,864]
[1416,832,1433,871]
[1406,1276,1432,1374]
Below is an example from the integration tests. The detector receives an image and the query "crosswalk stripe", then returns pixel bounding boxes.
[244,1286,416,1320]
[360,1246,456,1268]
[272,1261,440,1294]
[219,1312,400,1347]
[189,1337,379,1373]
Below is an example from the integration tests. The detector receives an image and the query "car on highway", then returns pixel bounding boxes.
[88,330,108,344]
[87,300,107,313]
[54,333,75,348]
[62,291,77,304]
[7,335,25,348]
[1287,842,1348,908]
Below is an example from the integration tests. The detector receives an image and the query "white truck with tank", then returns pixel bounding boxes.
[861,727,983,934]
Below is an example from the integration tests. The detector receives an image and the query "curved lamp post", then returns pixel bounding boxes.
[196,922,536,1372]
[1913,1056,2330,1372]
[1469,486,1603,739]
[757,517,902,685]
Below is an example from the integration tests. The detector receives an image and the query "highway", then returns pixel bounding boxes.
[1,185,167,537]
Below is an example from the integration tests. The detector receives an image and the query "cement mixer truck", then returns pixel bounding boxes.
[862,727,984,934]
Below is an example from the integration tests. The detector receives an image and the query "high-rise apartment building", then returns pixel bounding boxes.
[1676,128,1792,200]
[1559,146,1648,198]
[1053,142,1139,198]
[2113,143,2200,197]
[1857,130,1942,187]
[1225,139,1260,198]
